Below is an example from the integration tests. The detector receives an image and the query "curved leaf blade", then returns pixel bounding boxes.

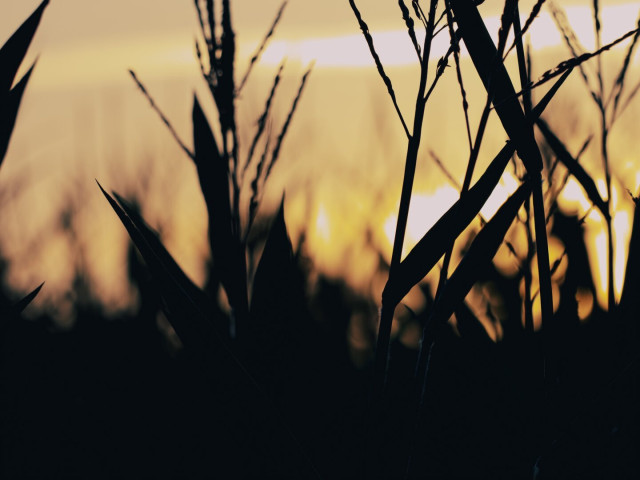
[430,181,532,327]
[383,141,516,306]
[0,0,48,94]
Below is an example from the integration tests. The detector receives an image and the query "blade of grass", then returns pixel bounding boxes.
[193,95,248,333]
[250,197,294,313]
[0,0,48,94]
[263,64,313,183]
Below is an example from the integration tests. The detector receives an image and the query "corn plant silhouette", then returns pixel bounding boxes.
[349,0,640,477]
[98,0,319,476]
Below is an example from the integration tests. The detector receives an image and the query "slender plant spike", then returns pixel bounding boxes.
[399,0,422,60]
[243,61,285,179]
[505,0,547,59]
[237,1,288,93]
[610,13,640,120]
[412,0,428,28]
[445,1,472,150]
[512,30,638,102]
[194,0,210,53]
[349,0,410,138]
[265,63,313,181]
[206,0,217,55]
[548,0,599,103]
[129,70,195,160]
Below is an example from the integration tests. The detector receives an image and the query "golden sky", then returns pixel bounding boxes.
[1,1,639,316]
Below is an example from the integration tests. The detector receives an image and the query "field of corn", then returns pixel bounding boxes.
[1,1,639,478]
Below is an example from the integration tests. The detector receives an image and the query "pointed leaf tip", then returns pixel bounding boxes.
[0,0,49,93]
[14,281,44,313]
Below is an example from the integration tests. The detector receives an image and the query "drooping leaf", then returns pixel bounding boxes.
[536,118,609,219]
[383,141,515,306]
[449,0,542,173]
[13,282,44,313]
[0,0,48,94]
[0,63,35,165]
[430,182,532,327]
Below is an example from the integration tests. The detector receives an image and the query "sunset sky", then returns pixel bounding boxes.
[1,0,639,317]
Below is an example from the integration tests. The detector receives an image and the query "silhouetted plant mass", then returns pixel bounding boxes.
[1,1,639,479]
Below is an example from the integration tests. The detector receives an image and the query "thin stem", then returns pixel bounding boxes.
[374,0,438,399]
[600,106,616,311]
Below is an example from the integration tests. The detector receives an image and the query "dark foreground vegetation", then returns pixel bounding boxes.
[2,1,639,478]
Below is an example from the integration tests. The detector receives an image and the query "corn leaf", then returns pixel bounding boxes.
[0,0,48,94]
[110,191,214,316]
[0,63,34,165]
[430,182,532,327]
[536,118,609,219]
[449,0,542,173]
[251,197,294,315]
[192,95,243,310]
[383,141,515,306]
